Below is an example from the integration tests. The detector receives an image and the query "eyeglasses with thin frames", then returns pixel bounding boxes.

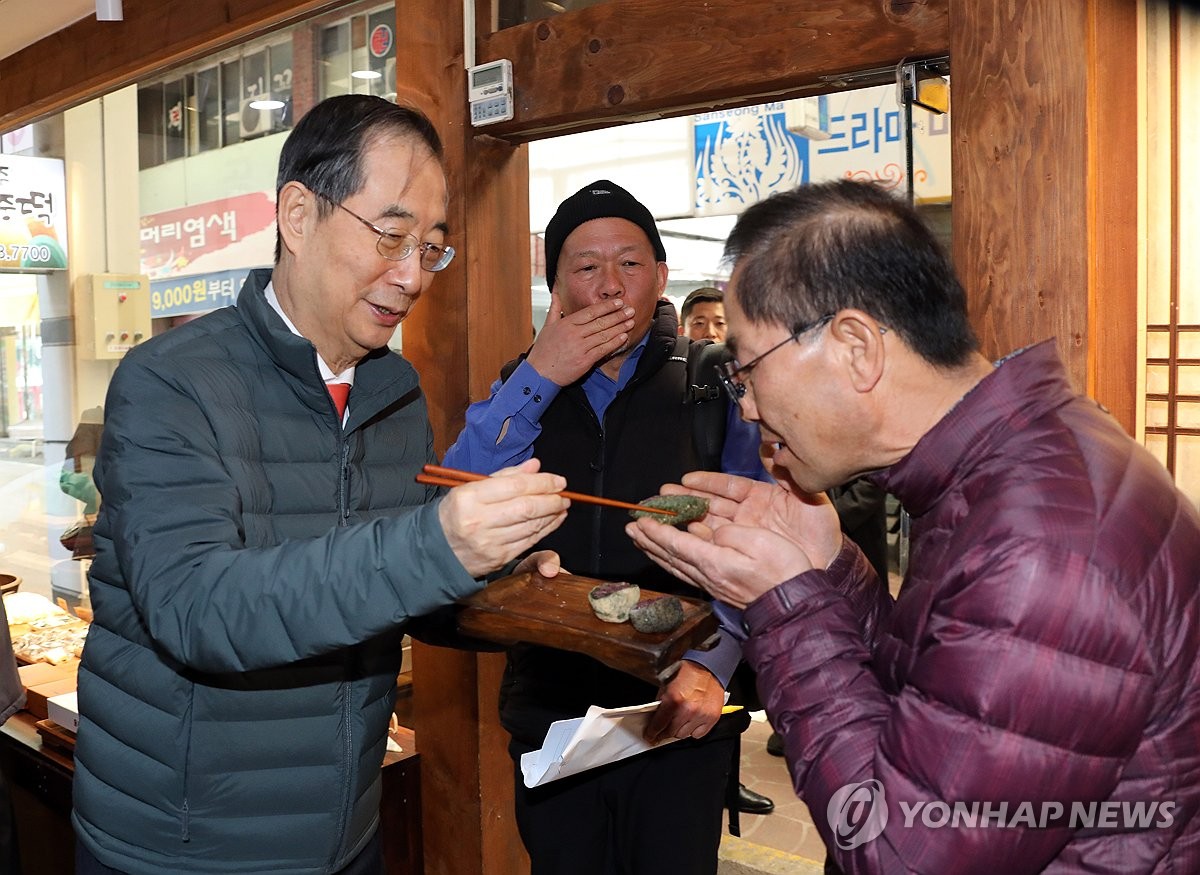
[333,201,456,272]
[717,313,835,405]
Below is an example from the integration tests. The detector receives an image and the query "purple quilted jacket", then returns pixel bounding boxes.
[744,341,1200,874]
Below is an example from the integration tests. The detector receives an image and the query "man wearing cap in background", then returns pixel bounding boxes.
[445,179,770,874]
[679,286,728,342]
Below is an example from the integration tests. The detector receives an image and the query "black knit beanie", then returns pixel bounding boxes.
[543,179,667,290]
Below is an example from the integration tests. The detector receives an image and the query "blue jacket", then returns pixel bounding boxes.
[74,269,479,873]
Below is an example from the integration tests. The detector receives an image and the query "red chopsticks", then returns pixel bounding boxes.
[416,464,677,517]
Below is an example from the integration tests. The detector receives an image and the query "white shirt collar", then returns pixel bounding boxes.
[264,280,356,386]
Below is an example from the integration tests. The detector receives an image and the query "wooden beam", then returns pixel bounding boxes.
[477,0,950,140]
[409,646,526,875]
[0,0,345,132]
[1084,0,1140,434]
[397,3,531,875]
[464,135,534,404]
[950,0,1139,433]
[951,0,1090,373]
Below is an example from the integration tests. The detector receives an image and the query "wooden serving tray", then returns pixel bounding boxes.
[35,718,76,757]
[456,572,718,686]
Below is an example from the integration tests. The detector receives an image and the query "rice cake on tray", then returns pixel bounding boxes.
[11,618,89,665]
[4,592,89,670]
[456,571,718,686]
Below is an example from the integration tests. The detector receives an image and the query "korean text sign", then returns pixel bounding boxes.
[0,154,68,272]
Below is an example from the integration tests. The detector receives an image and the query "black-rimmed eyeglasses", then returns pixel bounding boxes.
[334,202,456,272]
[717,313,835,405]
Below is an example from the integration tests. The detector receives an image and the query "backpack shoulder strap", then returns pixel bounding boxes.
[685,339,730,468]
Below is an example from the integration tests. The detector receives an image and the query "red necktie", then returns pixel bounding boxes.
[327,382,350,419]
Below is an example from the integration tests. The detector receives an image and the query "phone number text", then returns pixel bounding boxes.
[0,244,52,262]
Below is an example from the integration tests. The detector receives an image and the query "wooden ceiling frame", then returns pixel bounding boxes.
[464,0,1138,433]
[0,0,353,133]
[0,3,1143,874]
[472,0,950,141]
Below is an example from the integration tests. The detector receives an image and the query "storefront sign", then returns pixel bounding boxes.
[692,85,952,216]
[693,102,810,217]
[150,267,263,318]
[140,192,276,280]
[810,85,950,199]
[0,154,69,273]
[370,24,394,59]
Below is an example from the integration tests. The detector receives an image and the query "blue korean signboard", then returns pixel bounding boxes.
[693,102,810,217]
[692,86,951,217]
[150,268,263,318]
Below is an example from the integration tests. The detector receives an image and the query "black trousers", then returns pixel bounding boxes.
[0,768,20,875]
[513,736,735,875]
[75,828,383,875]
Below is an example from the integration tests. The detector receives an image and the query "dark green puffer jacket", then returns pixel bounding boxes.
[73,269,478,874]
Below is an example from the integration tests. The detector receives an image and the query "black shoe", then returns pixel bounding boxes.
[766,731,785,757]
[736,784,775,814]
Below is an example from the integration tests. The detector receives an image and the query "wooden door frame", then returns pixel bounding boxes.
[0,4,1141,875]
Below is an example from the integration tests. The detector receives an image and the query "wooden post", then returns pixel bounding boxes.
[394,2,532,874]
[950,0,1139,433]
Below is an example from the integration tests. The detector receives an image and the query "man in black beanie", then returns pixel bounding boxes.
[444,179,769,874]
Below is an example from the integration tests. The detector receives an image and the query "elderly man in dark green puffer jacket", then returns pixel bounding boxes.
[0,591,26,874]
[72,96,569,875]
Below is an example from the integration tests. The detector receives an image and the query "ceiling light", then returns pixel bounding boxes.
[351,70,383,80]
[248,98,285,110]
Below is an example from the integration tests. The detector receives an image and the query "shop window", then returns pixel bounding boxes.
[239,49,286,140]
[319,22,351,99]
[190,67,222,154]
[137,37,297,169]
[319,6,395,101]
[364,8,397,100]
[243,49,269,107]
[163,78,187,162]
[137,83,166,169]
[269,41,295,130]
[221,60,242,147]
[350,16,370,93]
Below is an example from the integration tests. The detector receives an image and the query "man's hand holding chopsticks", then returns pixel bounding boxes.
[438,459,570,578]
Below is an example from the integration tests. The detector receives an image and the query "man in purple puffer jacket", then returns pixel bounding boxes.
[627,179,1199,874]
